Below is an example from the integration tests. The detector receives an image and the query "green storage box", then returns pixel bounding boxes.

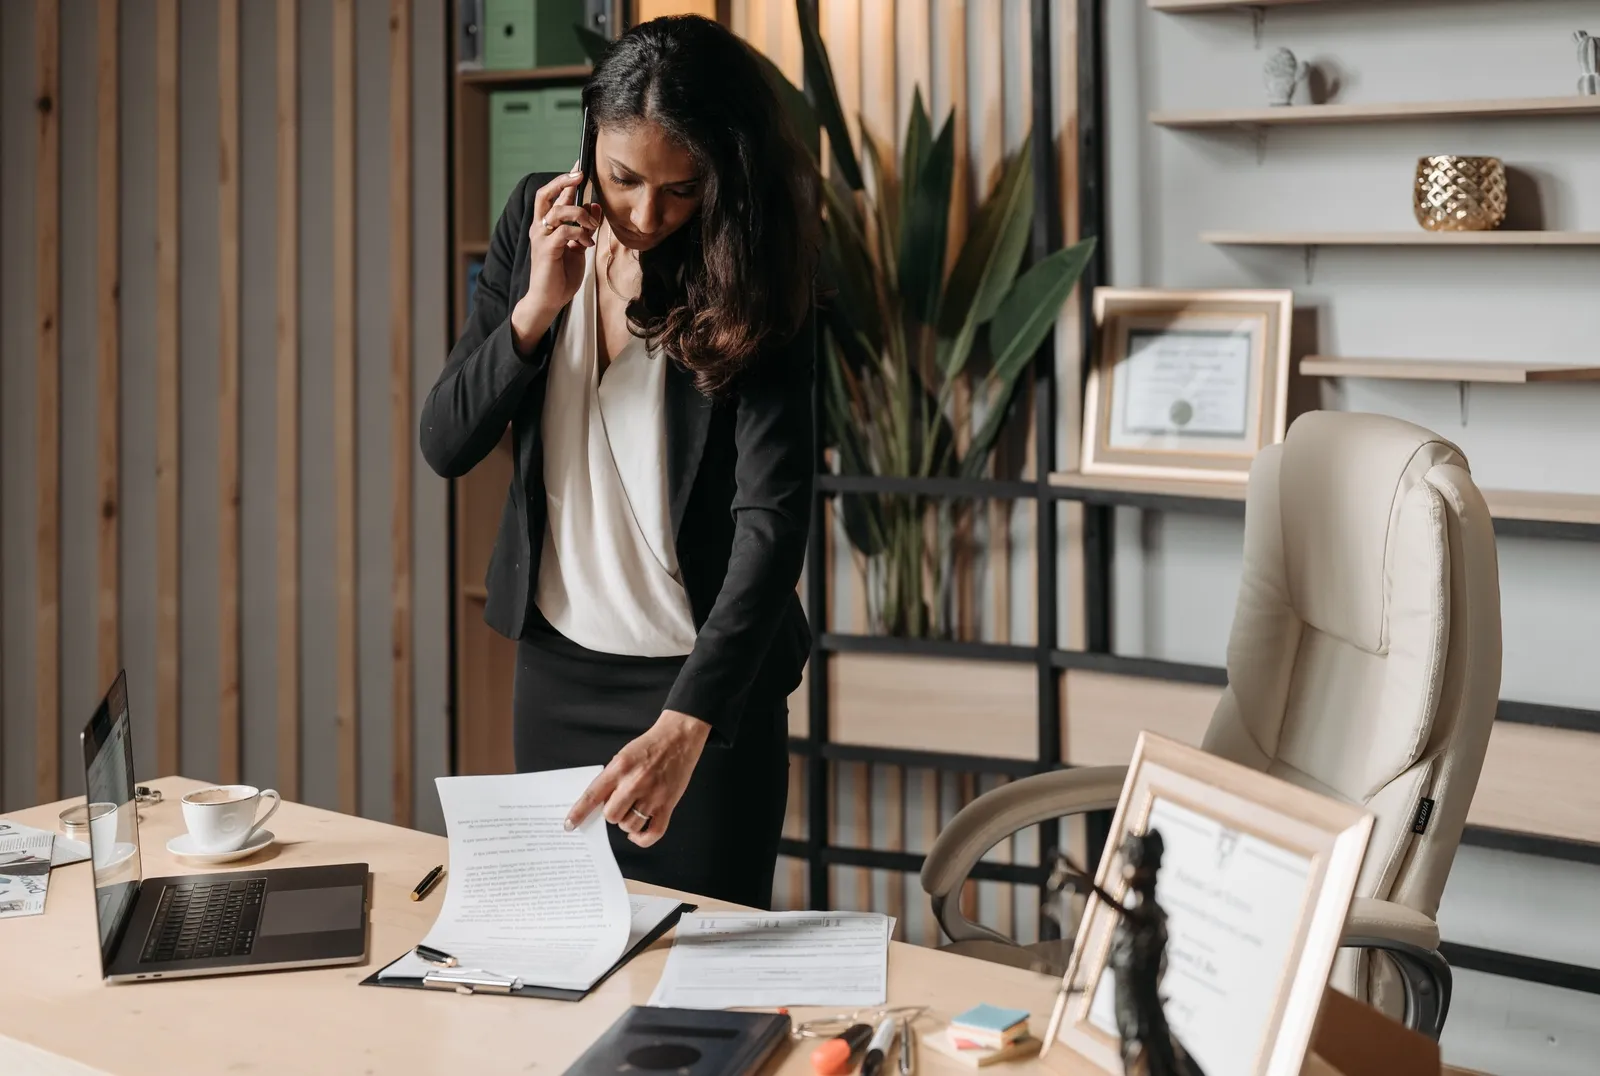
[482,0,588,70]
[488,86,586,231]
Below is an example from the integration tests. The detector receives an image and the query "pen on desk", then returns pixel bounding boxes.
[410,864,444,901]
[898,1015,915,1075]
[809,1023,872,1076]
[413,943,458,967]
[860,1016,899,1076]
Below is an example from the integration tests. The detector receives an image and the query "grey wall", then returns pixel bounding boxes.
[1105,1,1600,1070]
[0,0,452,836]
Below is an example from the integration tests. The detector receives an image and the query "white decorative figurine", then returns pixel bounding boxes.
[1578,32,1599,96]
[1263,47,1310,107]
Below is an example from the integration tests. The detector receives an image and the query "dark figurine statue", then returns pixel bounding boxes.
[1043,829,1204,1076]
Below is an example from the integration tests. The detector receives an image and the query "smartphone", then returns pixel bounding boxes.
[575,105,595,211]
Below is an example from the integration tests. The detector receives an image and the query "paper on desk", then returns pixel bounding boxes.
[0,820,89,868]
[648,911,891,1009]
[0,826,54,919]
[379,893,682,984]
[380,768,632,991]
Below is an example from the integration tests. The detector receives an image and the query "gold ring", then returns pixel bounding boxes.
[628,807,652,832]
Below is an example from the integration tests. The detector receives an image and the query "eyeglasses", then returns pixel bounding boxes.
[790,1005,929,1039]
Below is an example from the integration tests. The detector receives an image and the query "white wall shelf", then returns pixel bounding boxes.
[1300,357,1600,383]
[1049,471,1600,527]
[1205,231,1600,247]
[1153,97,1600,129]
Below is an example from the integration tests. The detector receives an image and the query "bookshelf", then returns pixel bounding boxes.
[1300,357,1600,383]
[1204,231,1600,247]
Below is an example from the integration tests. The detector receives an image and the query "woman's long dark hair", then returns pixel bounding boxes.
[583,16,818,397]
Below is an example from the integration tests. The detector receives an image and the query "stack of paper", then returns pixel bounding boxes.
[648,911,891,1009]
[0,820,89,868]
[378,768,677,993]
[0,823,57,919]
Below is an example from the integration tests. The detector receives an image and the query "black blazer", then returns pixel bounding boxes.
[420,173,814,745]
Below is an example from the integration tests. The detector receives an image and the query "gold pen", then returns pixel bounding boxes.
[411,864,444,901]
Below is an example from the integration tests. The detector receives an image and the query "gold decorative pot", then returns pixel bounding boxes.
[1414,155,1507,232]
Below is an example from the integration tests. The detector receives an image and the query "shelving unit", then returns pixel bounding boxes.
[1150,0,1340,9]
[1301,357,1600,383]
[459,64,592,87]
[1046,471,1600,538]
[1153,96,1600,129]
[1205,231,1600,247]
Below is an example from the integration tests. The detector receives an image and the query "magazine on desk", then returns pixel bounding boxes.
[362,768,690,1001]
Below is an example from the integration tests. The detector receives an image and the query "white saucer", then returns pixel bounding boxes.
[167,830,275,865]
[92,842,138,871]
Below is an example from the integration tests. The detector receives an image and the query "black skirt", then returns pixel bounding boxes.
[512,608,789,910]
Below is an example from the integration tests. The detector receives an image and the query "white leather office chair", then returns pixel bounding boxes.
[921,412,1502,1039]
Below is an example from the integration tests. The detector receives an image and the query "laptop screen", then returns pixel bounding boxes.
[80,672,143,972]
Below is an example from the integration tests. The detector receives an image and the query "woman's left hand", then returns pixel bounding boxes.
[565,710,711,846]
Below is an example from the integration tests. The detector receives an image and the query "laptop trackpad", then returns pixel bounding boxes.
[258,885,365,936]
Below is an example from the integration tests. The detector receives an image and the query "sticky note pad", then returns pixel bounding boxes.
[951,1003,1030,1033]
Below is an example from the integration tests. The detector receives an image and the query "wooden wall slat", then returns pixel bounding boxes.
[858,0,895,156]
[895,0,928,133]
[276,0,301,800]
[155,0,180,777]
[830,652,1037,760]
[922,769,939,945]
[855,763,871,912]
[885,764,904,940]
[389,0,414,827]
[1059,671,1219,766]
[95,0,121,696]
[332,0,359,814]
[1057,0,1087,650]
[217,0,242,784]
[823,0,861,150]
[36,0,62,802]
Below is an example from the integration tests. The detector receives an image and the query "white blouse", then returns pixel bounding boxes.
[533,246,698,657]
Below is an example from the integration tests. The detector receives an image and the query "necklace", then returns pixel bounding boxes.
[601,238,640,302]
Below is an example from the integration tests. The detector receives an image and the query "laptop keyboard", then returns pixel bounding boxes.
[140,878,266,963]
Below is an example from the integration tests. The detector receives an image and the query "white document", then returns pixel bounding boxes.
[648,911,890,1009]
[0,820,88,868]
[1114,327,1253,440]
[380,768,633,991]
[0,824,55,919]
[1087,796,1312,1073]
[380,892,682,986]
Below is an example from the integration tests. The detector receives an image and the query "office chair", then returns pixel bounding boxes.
[921,412,1503,1039]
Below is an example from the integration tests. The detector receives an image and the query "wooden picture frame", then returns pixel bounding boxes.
[1043,733,1372,1076]
[1081,289,1293,482]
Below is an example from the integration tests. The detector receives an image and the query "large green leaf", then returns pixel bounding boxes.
[936,136,1035,356]
[819,186,882,356]
[859,131,899,293]
[823,343,887,556]
[961,378,1027,478]
[796,0,864,190]
[897,113,955,328]
[986,237,1097,386]
[899,89,932,226]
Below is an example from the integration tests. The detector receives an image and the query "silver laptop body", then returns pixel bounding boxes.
[81,671,370,983]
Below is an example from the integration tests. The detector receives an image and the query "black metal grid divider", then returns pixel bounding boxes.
[792,0,1600,995]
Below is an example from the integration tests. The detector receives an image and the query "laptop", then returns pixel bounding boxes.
[81,671,371,983]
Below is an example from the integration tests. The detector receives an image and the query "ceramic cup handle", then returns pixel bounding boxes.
[246,789,281,844]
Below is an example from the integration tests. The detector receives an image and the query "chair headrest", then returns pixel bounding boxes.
[1276,411,1468,653]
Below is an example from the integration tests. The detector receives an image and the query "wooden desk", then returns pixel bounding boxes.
[0,779,1485,1076]
[0,777,1071,1076]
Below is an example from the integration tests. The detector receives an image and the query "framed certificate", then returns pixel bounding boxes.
[1044,733,1372,1076]
[1082,289,1294,482]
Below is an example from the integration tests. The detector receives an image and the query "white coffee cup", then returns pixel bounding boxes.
[180,785,280,853]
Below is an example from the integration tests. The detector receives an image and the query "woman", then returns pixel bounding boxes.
[420,15,817,909]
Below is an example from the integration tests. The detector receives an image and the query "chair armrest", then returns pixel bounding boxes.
[1340,898,1451,1040]
[921,766,1126,945]
[1342,898,1440,952]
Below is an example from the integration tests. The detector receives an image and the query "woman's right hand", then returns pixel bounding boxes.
[509,168,600,353]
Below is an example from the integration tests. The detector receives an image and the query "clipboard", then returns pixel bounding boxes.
[358,901,693,1002]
